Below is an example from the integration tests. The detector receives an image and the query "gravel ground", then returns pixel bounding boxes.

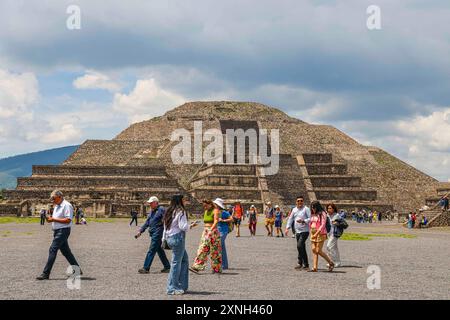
[0,218,449,300]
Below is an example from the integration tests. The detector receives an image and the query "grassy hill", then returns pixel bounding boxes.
[0,146,79,189]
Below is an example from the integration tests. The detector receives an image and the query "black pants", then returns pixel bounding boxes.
[40,216,45,225]
[130,217,138,226]
[43,228,80,276]
[296,232,310,267]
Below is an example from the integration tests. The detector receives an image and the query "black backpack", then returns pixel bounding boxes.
[325,215,331,233]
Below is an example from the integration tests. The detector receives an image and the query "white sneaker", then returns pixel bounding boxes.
[168,290,185,295]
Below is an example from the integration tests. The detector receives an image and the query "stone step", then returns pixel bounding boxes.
[305,163,347,175]
[17,176,179,189]
[190,186,261,201]
[197,164,256,178]
[190,175,259,188]
[427,210,450,227]
[436,188,450,197]
[302,153,333,164]
[422,210,443,220]
[313,188,377,201]
[3,188,182,201]
[307,175,361,188]
[32,165,166,176]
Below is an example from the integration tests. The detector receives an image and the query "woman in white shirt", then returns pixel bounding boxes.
[162,194,193,295]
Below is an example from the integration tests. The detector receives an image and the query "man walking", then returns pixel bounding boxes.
[232,201,244,237]
[130,208,139,226]
[135,196,171,273]
[36,190,81,280]
[285,196,311,270]
[39,208,46,225]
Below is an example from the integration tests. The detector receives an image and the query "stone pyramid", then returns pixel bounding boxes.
[0,101,440,217]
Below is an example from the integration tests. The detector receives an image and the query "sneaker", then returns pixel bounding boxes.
[160,268,170,273]
[303,266,310,270]
[167,290,185,295]
[138,268,149,274]
[294,264,302,270]
[36,273,49,280]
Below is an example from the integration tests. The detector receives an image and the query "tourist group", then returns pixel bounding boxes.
[36,190,350,296]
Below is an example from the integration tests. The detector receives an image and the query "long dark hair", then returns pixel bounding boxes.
[163,194,185,230]
[311,200,325,222]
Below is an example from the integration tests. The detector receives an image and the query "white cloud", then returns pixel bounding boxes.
[112,78,185,123]
[397,108,450,152]
[0,69,39,119]
[73,70,122,92]
[0,69,85,156]
[39,123,82,144]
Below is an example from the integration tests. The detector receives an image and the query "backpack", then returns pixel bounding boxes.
[223,211,234,234]
[325,215,331,233]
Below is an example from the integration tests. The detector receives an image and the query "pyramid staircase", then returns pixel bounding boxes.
[297,153,393,212]
[417,184,450,228]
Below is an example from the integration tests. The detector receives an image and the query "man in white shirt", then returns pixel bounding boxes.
[36,190,81,280]
[285,196,311,270]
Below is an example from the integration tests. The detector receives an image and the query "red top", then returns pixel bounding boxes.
[234,205,243,219]
[309,211,327,235]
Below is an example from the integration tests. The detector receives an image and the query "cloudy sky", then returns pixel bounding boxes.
[0,0,449,181]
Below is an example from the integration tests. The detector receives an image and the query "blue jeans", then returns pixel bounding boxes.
[43,228,79,276]
[166,232,189,293]
[220,231,228,270]
[143,233,170,270]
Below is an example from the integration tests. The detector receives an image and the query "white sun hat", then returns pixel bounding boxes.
[213,198,225,209]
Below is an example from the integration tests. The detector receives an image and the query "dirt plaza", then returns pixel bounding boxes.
[0,218,449,300]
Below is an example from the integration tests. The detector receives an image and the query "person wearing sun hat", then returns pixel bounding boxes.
[218,202,233,270]
[135,196,171,274]
[190,198,223,274]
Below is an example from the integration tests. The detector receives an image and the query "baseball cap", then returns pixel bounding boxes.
[146,196,159,203]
